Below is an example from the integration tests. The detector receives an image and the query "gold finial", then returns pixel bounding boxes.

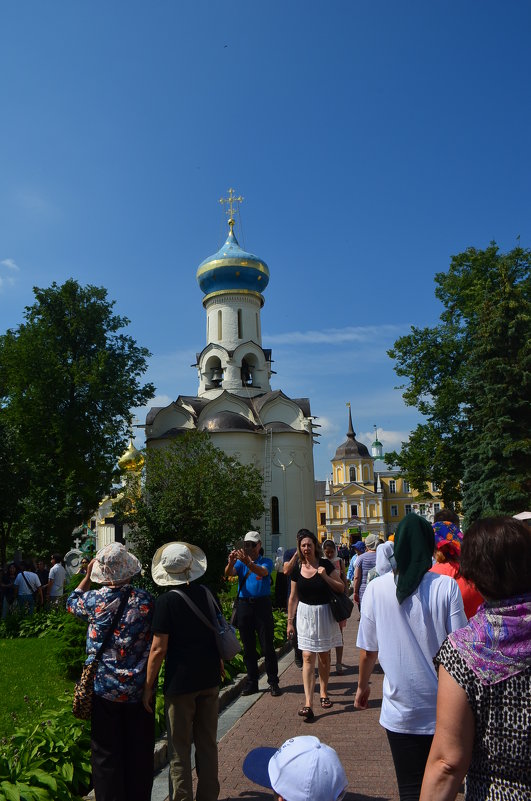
[219,187,244,229]
[346,402,351,408]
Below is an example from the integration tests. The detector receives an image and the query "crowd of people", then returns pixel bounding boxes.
[44,508,529,801]
[1,553,66,617]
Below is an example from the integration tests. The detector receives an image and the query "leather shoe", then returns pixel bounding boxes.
[269,683,282,697]
[241,682,259,696]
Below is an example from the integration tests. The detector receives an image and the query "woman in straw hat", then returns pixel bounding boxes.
[143,541,222,801]
[67,542,155,801]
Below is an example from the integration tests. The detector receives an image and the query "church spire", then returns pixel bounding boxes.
[346,402,356,439]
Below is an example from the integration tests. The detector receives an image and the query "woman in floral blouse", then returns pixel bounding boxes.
[67,542,155,801]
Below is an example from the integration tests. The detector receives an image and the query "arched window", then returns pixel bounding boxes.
[256,313,260,339]
[363,465,369,482]
[217,310,222,340]
[237,309,242,339]
[349,466,356,482]
[207,316,210,340]
[271,496,280,533]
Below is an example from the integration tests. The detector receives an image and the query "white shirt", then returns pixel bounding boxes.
[48,563,66,597]
[357,570,466,734]
[14,571,41,595]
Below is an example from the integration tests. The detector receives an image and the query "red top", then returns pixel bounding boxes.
[429,561,484,619]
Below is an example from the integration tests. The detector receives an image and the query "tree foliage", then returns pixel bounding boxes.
[0,279,154,555]
[386,243,530,524]
[119,431,265,590]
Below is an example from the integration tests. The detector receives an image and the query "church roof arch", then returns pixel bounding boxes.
[231,341,268,368]
[196,342,231,367]
[257,394,306,430]
[146,401,195,439]
[196,391,257,427]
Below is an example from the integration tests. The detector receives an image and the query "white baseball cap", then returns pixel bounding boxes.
[243,736,348,801]
[244,531,261,544]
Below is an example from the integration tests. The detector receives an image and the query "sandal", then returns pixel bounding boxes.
[298,706,314,720]
[336,664,344,676]
[320,697,333,709]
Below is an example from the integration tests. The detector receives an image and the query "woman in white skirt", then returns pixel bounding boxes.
[287,530,344,721]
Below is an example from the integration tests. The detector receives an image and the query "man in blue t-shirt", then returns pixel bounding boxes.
[225,531,281,697]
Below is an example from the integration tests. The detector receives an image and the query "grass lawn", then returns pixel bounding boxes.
[0,634,75,736]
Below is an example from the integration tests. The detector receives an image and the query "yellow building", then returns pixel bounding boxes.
[316,408,443,542]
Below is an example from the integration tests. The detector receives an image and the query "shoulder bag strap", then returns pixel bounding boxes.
[202,586,222,621]
[21,571,36,594]
[94,587,132,661]
[171,588,218,634]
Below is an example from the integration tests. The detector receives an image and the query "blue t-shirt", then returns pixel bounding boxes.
[234,556,273,598]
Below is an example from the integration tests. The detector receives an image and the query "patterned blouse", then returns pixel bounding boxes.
[435,638,531,800]
[67,585,154,703]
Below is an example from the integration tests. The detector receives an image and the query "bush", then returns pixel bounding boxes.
[0,705,91,801]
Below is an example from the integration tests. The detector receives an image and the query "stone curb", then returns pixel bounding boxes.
[84,641,291,799]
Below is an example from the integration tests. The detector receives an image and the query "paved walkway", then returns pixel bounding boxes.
[215,614,397,801]
[156,614,464,801]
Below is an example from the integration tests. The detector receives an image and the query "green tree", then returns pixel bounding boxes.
[386,243,531,523]
[0,419,29,564]
[120,431,265,590]
[0,279,154,554]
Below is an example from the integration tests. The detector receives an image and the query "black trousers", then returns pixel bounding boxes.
[237,596,279,685]
[385,729,434,801]
[91,694,155,801]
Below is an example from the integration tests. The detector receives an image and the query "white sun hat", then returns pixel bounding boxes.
[151,541,207,586]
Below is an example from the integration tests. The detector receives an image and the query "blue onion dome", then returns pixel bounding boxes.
[196,226,269,297]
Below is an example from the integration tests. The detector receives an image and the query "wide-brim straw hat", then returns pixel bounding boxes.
[90,543,142,586]
[151,541,207,586]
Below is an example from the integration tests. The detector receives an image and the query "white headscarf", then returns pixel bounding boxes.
[375,541,395,576]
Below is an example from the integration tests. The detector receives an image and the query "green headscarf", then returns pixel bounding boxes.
[394,513,435,604]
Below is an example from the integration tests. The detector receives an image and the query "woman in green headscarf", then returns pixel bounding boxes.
[354,514,466,801]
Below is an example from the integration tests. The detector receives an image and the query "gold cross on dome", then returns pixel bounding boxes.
[219,187,244,228]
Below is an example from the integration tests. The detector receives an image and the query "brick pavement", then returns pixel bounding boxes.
[216,614,399,801]
[163,613,464,801]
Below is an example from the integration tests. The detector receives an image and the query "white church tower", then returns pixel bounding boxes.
[195,193,272,398]
[145,190,318,554]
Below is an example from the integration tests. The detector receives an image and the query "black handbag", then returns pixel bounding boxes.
[328,589,354,622]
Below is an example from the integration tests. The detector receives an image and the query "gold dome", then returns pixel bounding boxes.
[118,438,145,472]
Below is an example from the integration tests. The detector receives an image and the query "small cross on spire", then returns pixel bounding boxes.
[219,187,244,229]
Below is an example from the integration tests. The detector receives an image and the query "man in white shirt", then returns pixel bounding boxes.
[14,562,42,614]
[46,553,66,604]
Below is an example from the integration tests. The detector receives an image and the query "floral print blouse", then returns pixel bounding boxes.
[67,585,154,703]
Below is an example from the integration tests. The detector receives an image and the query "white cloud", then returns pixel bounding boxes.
[1,258,19,272]
[313,415,340,436]
[0,258,20,291]
[357,428,410,451]
[264,324,405,346]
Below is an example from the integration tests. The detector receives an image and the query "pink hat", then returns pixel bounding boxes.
[90,543,142,586]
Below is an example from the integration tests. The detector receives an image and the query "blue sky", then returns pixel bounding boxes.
[1,2,530,478]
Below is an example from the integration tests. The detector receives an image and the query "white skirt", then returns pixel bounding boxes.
[296,601,342,652]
